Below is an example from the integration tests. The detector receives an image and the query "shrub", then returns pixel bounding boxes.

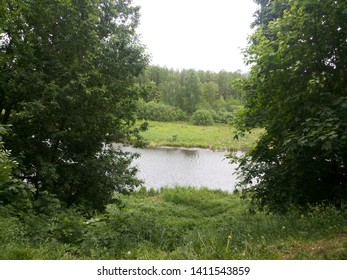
[0,127,35,216]
[190,109,214,126]
[137,101,187,122]
[211,110,235,124]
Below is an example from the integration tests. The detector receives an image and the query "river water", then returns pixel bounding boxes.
[121,146,240,192]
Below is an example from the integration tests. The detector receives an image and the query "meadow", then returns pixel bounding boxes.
[138,121,263,151]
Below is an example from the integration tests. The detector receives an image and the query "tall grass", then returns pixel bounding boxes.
[81,187,347,259]
[0,216,72,259]
[1,187,346,259]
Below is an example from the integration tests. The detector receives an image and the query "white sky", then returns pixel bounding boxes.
[132,0,258,73]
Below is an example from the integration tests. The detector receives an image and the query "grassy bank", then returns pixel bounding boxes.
[1,187,346,259]
[103,187,347,259]
[139,121,263,151]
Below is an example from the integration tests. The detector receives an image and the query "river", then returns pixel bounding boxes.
[121,146,240,192]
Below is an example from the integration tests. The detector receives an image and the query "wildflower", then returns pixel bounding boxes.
[225,234,233,254]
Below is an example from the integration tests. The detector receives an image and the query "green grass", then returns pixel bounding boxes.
[106,187,347,260]
[1,187,346,260]
[139,121,263,151]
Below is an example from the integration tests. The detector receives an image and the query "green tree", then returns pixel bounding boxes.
[0,0,148,212]
[182,70,202,114]
[235,0,347,213]
[202,81,219,105]
[160,71,183,108]
[213,96,227,112]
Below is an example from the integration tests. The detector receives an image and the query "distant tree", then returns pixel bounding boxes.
[182,70,203,114]
[235,0,347,213]
[146,65,169,86]
[0,0,148,212]
[217,71,232,99]
[202,81,219,105]
[213,96,227,112]
[160,72,183,108]
[141,81,161,102]
[134,66,246,115]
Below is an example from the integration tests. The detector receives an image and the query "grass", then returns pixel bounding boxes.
[139,121,263,151]
[1,187,346,259]
[112,187,347,260]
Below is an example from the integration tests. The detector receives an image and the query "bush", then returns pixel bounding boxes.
[190,109,214,126]
[137,100,187,122]
[0,127,35,216]
[211,110,235,124]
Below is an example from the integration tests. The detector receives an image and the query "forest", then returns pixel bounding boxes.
[0,0,346,260]
[134,66,245,124]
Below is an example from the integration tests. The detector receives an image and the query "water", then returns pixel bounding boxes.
[121,146,240,192]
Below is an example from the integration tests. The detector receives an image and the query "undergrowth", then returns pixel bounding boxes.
[0,187,346,259]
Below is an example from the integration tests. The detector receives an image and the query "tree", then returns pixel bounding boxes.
[202,81,219,105]
[182,70,202,114]
[159,71,183,108]
[235,0,347,213]
[0,0,148,212]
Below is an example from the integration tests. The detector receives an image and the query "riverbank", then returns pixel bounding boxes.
[138,121,263,151]
[113,187,347,259]
[2,187,346,260]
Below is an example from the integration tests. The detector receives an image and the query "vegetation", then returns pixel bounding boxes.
[135,66,245,124]
[0,0,148,212]
[1,187,346,260]
[190,109,215,126]
[138,121,263,151]
[234,0,347,213]
[1,0,346,262]
[136,100,187,122]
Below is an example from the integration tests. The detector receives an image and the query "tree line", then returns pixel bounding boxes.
[134,66,246,124]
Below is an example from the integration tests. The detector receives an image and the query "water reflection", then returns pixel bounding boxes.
[121,146,239,192]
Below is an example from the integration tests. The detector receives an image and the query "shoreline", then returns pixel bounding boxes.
[138,121,263,152]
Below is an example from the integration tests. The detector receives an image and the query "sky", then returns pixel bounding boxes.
[132,0,258,73]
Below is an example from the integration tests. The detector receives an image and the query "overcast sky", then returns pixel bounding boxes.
[132,0,258,73]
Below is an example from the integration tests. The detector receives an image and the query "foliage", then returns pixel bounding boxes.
[181,70,203,114]
[51,147,142,212]
[0,128,13,187]
[211,111,234,124]
[234,0,347,212]
[1,187,346,260]
[135,66,245,116]
[0,126,35,216]
[190,110,214,126]
[0,0,148,212]
[137,100,187,122]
